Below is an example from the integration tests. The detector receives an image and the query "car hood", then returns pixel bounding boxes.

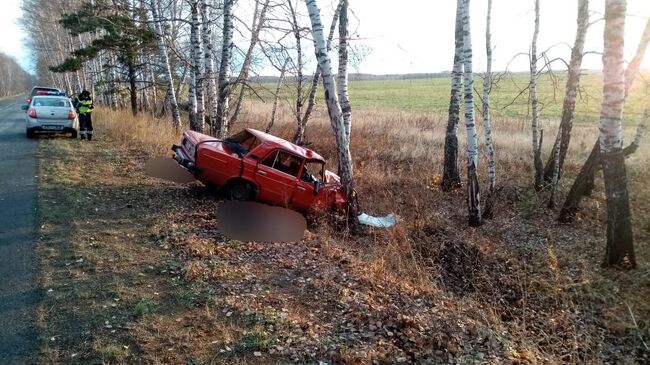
[325,170,341,184]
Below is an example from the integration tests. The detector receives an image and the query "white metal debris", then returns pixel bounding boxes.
[357,213,397,228]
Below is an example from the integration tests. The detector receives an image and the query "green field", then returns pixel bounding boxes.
[261,72,649,125]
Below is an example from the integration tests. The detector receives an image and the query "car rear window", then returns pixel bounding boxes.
[31,88,60,96]
[32,98,70,107]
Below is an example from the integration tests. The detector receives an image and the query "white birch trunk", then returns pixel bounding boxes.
[482,0,496,207]
[216,0,235,138]
[201,0,219,135]
[150,0,181,127]
[624,18,650,96]
[544,0,589,182]
[530,0,543,191]
[190,0,205,132]
[298,0,343,143]
[305,0,354,192]
[337,0,351,148]
[462,0,481,226]
[600,0,635,268]
[548,125,562,208]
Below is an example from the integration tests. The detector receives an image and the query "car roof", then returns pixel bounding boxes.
[32,95,69,99]
[31,86,61,91]
[247,128,325,162]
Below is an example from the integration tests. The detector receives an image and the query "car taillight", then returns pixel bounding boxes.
[68,111,75,119]
[28,109,37,118]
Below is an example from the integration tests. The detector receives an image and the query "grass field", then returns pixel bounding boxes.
[259,72,649,124]
[34,100,650,364]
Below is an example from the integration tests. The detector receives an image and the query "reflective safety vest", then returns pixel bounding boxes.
[79,99,93,114]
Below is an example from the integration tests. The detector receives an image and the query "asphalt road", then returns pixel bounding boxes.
[0,96,40,364]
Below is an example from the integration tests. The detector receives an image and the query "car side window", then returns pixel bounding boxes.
[261,150,304,178]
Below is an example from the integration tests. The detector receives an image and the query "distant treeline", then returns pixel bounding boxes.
[250,70,606,84]
[0,52,33,97]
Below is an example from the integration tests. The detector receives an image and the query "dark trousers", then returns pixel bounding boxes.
[79,113,93,140]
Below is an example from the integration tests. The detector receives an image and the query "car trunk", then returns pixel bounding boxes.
[34,106,71,129]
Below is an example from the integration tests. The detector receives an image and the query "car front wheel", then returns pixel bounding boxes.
[228,181,255,201]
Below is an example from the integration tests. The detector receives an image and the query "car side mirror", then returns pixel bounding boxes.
[313,180,320,195]
[21,105,28,111]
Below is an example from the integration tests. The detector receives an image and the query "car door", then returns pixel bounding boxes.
[255,150,303,207]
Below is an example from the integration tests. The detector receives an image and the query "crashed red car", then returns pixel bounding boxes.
[172,128,348,213]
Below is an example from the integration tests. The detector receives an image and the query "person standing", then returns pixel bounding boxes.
[77,90,94,141]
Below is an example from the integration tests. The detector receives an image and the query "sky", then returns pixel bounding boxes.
[1,0,649,76]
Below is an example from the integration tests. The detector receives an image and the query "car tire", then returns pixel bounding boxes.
[228,181,255,201]
[70,130,78,139]
[26,130,35,139]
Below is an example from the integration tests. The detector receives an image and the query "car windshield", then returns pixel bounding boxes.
[301,161,324,183]
[32,88,60,96]
[32,98,70,107]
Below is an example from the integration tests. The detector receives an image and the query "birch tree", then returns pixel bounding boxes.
[441,0,464,191]
[190,0,205,132]
[543,0,589,182]
[560,16,650,220]
[230,0,271,126]
[482,0,496,218]
[201,0,218,134]
[462,0,481,226]
[216,0,235,138]
[292,0,342,145]
[150,0,181,127]
[599,0,634,268]
[530,0,544,191]
[337,0,351,147]
[304,0,354,203]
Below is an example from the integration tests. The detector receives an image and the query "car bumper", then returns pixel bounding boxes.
[172,144,200,173]
[27,126,77,133]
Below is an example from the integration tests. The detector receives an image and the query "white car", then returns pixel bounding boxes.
[23,95,79,139]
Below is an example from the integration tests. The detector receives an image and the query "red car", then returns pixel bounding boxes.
[172,128,348,213]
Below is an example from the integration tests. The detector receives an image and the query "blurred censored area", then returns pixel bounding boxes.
[144,157,196,184]
[217,201,307,243]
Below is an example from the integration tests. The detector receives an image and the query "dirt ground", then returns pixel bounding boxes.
[34,108,650,364]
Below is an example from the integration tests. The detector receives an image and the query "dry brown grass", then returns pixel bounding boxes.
[37,102,650,364]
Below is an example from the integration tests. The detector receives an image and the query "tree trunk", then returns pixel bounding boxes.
[543,0,589,182]
[216,0,235,138]
[530,0,543,191]
[338,0,351,148]
[190,0,205,132]
[559,123,645,221]
[599,0,634,268]
[150,0,181,127]
[562,12,650,220]
[548,125,562,208]
[482,0,496,218]
[462,0,481,227]
[290,0,305,145]
[266,59,289,133]
[441,0,464,191]
[304,0,354,201]
[230,0,271,127]
[128,58,138,116]
[201,0,218,135]
[624,18,650,97]
[294,0,342,145]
